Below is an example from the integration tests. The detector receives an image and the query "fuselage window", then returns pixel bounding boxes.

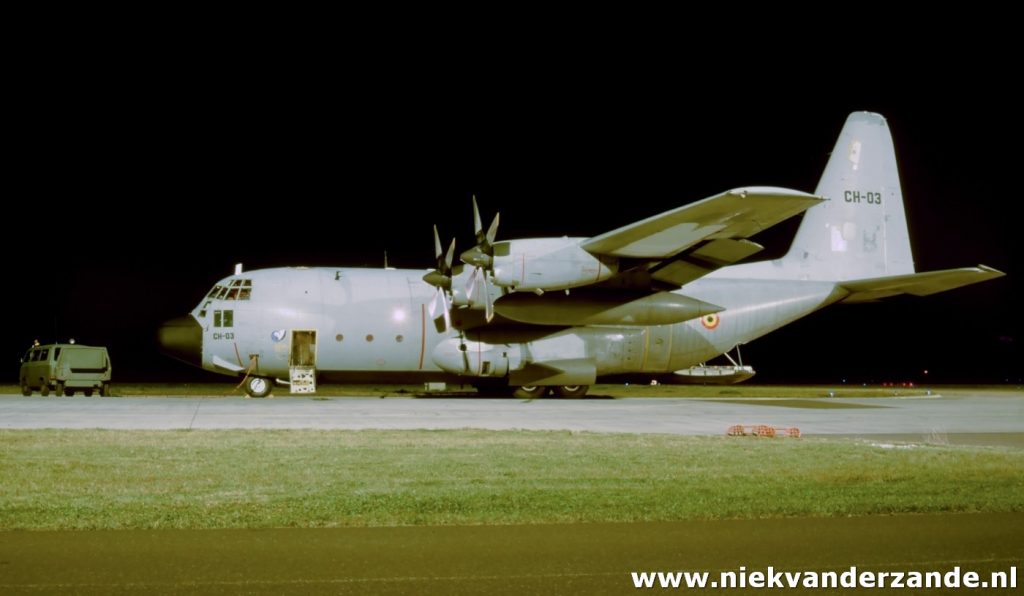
[223,310,233,327]
[216,287,229,300]
[207,286,223,299]
[226,288,239,300]
[199,301,211,318]
[214,311,222,327]
[238,288,251,300]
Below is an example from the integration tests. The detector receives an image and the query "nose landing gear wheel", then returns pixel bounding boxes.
[245,376,273,398]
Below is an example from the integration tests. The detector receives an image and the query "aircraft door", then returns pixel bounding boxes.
[289,330,317,393]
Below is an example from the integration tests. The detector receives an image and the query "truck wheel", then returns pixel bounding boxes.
[245,377,273,398]
[21,383,31,396]
[512,385,547,399]
[552,385,589,398]
[100,383,110,397]
[64,386,75,397]
[83,389,93,397]
[55,382,65,397]
[40,384,50,397]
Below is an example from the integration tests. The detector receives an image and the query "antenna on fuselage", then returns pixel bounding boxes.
[234,263,243,275]
[384,251,395,270]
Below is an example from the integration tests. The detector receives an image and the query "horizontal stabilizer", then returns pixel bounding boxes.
[839,265,1005,303]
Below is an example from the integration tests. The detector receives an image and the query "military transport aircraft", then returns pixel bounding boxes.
[158,112,1004,397]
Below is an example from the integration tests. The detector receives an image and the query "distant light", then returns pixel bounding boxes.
[392,309,407,323]
[923,369,929,375]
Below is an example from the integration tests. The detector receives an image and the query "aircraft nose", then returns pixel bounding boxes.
[157,315,202,366]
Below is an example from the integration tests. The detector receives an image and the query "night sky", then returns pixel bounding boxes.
[8,79,1020,385]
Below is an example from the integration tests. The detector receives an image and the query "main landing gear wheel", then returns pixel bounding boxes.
[245,376,273,398]
[552,385,589,398]
[512,385,547,399]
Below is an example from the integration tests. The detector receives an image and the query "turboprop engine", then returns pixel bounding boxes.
[488,238,618,292]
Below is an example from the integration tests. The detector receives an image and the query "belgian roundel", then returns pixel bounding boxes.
[701,314,720,330]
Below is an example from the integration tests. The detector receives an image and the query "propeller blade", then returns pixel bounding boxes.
[433,225,442,261]
[486,212,500,246]
[428,287,441,319]
[441,290,451,330]
[472,195,483,239]
[444,238,456,270]
[428,288,452,332]
[483,273,494,322]
[466,267,480,302]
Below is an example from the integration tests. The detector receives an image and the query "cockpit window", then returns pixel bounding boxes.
[209,279,252,301]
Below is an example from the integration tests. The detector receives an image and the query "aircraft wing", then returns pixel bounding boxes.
[838,265,1005,303]
[581,187,823,259]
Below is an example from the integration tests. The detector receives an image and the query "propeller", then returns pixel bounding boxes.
[460,195,499,321]
[423,225,456,331]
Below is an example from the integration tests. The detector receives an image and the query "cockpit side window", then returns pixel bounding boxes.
[207,286,223,299]
[213,310,234,327]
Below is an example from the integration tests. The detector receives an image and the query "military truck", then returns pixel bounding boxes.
[20,343,112,396]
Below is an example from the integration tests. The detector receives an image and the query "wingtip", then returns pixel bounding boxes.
[976,265,1007,277]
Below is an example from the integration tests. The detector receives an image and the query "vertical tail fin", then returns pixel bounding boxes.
[784,112,915,281]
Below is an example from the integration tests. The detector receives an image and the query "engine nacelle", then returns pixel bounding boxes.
[491,238,617,291]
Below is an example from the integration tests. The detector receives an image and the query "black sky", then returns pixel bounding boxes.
[7,69,1020,384]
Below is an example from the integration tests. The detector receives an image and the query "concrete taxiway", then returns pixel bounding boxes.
[2,390,1023,443]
